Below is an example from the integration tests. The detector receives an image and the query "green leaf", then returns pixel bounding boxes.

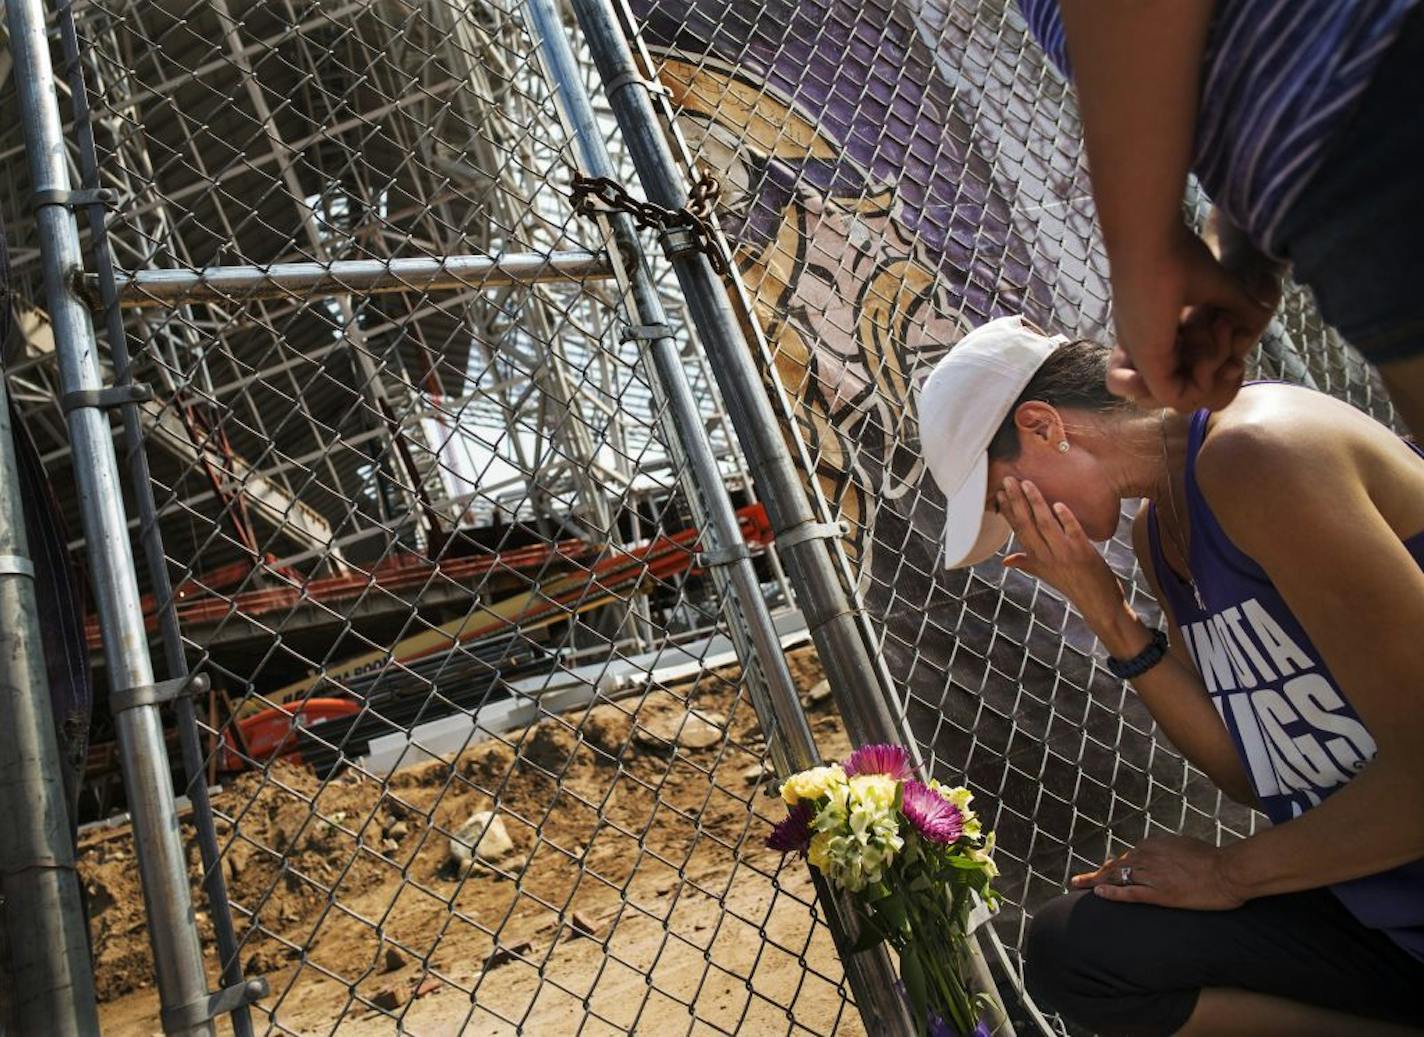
[878,892,911,936]
[900,943,930,1037]
[866,880,893,903]
[946,855,988,870]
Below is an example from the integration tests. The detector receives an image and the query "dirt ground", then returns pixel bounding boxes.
[87,646,868,1036]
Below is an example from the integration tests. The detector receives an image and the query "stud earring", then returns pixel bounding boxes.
[1057,441,1070,454]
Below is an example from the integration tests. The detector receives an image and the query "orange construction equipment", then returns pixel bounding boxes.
[217,697,360,773]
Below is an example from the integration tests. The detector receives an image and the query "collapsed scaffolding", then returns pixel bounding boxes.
[1,0,762,810]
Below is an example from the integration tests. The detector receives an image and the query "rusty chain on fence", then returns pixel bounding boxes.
[570,171,731,276]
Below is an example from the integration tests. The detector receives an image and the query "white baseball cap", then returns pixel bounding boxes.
[917,315,1067,569]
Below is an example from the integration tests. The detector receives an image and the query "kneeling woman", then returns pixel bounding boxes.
[918,317,1424,1035]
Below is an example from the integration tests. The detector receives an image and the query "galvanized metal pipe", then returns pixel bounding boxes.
[106,249,615,307]
[52,2,257,1030]
[567,0,916,773]
[5,0,214,1032]
[0,384,100,1036]
[524,0,814,778]
[555,4,922,1033]
[586,13,1020,1031]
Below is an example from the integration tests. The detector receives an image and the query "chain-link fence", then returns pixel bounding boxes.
[0,0,1399,1034]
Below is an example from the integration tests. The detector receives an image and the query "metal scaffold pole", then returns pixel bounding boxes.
[5,1,212,1032]
[0,384,100,1037]
[107,251,617,307]
[561,8,1021,1028]
[524,0,813,783]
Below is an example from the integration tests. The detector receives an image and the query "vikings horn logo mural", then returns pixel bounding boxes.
[625,8,1110,637]
[627,0,1111,574]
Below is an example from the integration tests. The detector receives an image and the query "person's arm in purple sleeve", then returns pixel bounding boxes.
[1057,1,1276,411]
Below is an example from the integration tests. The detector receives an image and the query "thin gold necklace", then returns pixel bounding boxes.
[1159,410,1205,610]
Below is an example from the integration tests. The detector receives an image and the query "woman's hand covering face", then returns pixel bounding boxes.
[997,477,1128,628]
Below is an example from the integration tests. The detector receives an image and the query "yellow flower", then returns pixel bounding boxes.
[801,770,906,891]
[781,763,848,806]
[848,773,897,810]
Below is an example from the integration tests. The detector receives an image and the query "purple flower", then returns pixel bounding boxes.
[843,743,914,782]
[767,801,814,855]
[901,780,964,844]
[929,1015,992,1037]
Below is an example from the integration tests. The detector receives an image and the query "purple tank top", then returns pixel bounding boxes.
[1146,404,1424,961]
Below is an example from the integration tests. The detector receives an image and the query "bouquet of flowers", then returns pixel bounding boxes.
[768,744,999,1037]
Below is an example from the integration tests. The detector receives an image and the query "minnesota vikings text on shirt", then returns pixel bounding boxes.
[1179,597,1377,816]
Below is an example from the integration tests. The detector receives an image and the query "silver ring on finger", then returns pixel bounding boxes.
[1117,864,1133,886]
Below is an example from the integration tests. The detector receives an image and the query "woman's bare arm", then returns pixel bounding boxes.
[996,479,1255,804]
[1195,417,1424,898]
[1058,1,1212,271]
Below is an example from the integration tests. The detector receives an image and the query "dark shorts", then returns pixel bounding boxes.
[1023,888,1424,1035]
[1273,3,1424,366]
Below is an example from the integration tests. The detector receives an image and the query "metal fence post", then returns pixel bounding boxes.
[567,0,918,759]
[552,4,929,1033]
[524,0,815,782]
[522,13,922,1034]
[4,1,214,1032]
[0,384,101,1037]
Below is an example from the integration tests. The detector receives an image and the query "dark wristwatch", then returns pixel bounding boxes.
[1106,627,1169,680]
